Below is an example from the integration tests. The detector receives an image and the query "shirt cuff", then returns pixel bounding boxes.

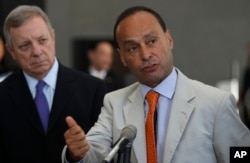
[62,145,83,163]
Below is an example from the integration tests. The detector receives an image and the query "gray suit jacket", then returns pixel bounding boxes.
[63,69,250,163]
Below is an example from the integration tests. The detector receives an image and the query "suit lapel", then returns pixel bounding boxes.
[163,70,195,162]
[8,71,45,135]
[7,66,76,135]
[121,70,196,162]
[123,83,147,163]
[47,65,75,132]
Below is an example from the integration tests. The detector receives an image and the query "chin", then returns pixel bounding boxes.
[33,67,50,74]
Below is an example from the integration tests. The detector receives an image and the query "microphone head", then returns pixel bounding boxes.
[121,125,137,142]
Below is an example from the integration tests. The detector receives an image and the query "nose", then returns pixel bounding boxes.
[31,43,42,56]
[140,45,151,61]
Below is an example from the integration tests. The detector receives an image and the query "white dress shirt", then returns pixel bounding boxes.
[140,68,177,163]
[89,67,107,80]
[23,59,59,111]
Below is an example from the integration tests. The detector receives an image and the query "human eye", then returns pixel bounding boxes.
[18,42,30,51]
[128,46,138,52]
[39,38,47,44]
[148,38,157,45]
[124,43,139,53]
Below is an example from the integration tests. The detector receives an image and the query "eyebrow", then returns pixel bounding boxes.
[123,40,136,46]
[143,32,156,39]
[37,34,47,39]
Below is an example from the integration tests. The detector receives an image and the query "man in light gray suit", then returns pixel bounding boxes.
[62,6,250,163]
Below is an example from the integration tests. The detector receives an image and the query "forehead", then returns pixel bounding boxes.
[96,42,113,53]
[116,11,163,40]
[96,42,112,49]
[9,16,50,39]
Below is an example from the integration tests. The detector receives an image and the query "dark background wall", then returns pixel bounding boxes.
[1,1,250,87]
[0,0,44,29]
[46,0,250,86]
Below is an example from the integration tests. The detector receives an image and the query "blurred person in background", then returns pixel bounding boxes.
[238,41,250,129]
[87,41,124,92]
[0,5,106,163]
[0,30,18,82]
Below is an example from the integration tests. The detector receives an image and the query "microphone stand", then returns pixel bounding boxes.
[102,125,137,163]
[117,142,132,163]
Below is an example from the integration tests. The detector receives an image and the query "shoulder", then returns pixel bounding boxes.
[104,82,139,100]
[184,76,236,112]
[178,69,232,99]
[0,71,25,101]
[0,71,22,89]
[176,69,236,109]
[191,79,236,112]
[191,78,230,98]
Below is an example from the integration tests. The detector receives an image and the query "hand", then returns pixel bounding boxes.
[64,116,90,161]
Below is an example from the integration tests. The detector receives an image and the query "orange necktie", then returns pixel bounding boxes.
[145,91,159,163]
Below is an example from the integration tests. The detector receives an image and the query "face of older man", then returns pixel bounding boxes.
[7,15,55,80]
[116,11,174,88]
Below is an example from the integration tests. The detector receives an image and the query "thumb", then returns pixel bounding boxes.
[66,116,78,128]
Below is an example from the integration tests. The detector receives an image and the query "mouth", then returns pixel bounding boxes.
[32,60,47,66]
[142,64,158,72]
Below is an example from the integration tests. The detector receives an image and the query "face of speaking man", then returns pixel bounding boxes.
[6,15,56,80]
[116,11,174,88]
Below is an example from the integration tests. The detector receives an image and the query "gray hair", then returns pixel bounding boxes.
[3,5,53,46]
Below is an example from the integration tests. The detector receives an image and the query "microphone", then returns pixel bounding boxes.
[102,125,137,163]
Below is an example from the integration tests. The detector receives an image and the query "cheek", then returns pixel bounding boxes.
[17,54,30,64]
[13,54,30,69]
[45,40,55,53]
[125,57,141,70]
[46,45,56,61]
[159,45,171,58]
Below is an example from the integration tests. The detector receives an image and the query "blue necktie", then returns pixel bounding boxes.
[34,80,49,133]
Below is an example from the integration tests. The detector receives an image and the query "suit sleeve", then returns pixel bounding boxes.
[62,94,113,163]
[84,93,114,162]
[213,93,250,163]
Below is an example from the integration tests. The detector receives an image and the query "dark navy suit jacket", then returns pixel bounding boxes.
[0,64,107,163]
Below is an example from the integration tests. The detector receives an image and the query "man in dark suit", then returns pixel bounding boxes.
[87,41,124,92]
[0,5,106,163]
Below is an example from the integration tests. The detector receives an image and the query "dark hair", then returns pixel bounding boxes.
[88,40,114,51]
[113,6,167,48]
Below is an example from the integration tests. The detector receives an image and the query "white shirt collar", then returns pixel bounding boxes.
[89,66,107,79]
[23,59,59,95]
